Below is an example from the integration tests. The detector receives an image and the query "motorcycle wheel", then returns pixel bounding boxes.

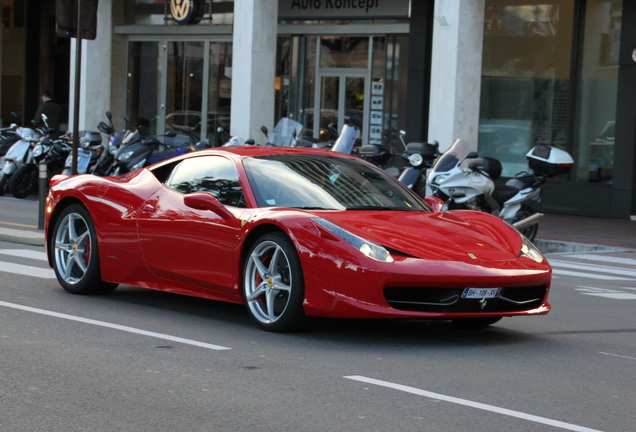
[513,204,539,242]
[0,172,9,196]
[9,165,38,199]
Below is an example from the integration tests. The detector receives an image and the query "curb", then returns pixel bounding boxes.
[534,239,625,254]
[0,228,45,247]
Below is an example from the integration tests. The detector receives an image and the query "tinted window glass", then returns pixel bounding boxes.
[167,156,245,207]
[243,154,427,211]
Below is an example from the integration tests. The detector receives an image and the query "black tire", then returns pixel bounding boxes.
[452,317,502,328]
[243,232,306,332]
[9,165,38,199]
[513,204,539,242]
[0,171,9,196]
[50,204,118,294]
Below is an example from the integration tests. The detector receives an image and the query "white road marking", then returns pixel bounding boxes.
[344,376,604,432]
[0,249,48,261]
[562,254,636,266]
[551,269,631,281]
[0,261,55,279]
[549,260,636,278]
[599,352,636,361]
[0,300,231,351]
[575,286,636,300]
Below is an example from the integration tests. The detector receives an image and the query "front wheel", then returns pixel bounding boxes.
[0,172,8,196]
[51,204,118,294]
[243,232,306,332]
[513,204,539,242]
[9,165,38,199]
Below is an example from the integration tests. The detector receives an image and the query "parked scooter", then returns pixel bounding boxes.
[359,130,439,186]
[426,138,574,241]
[9,130,71,198]
[62,130,104,175]
[0,122,40,195]
[0,115,20,163]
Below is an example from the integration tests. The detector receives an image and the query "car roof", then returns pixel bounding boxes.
[148,146,358,170]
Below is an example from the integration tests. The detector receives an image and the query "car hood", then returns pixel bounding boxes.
[319,210,522,262]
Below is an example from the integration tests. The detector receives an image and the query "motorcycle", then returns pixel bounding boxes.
[92,112,141,176]
[9,131,71,198]
[426,138,574,241]
[110,129,187,176]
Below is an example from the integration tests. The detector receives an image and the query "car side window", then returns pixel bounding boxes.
[166,156,245,208]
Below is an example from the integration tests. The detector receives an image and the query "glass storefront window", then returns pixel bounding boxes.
[479,2,574,177]
[126,41,162,138]
[319,37,369,68]
[574,0,622,184]
[382,35,409,151]
[165,41,205,145]
[206,42,232,146]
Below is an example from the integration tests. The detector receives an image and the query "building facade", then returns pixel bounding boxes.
[1,0,634,219]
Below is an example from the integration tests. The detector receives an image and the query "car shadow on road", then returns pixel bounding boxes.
[62,285,541,348]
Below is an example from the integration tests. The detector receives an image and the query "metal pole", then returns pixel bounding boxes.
[38,163,47,230]
[71,0,83,176]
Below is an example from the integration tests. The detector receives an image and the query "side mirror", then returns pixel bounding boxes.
[184,192,235,219]
[106,111,113,121]
[424,196,444,212]
[466,151,479,159]
[261,125,268,137]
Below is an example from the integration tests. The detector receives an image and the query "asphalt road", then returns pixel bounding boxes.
[0,240,634,431]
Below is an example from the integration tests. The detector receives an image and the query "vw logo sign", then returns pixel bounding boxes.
[170,0,204,25]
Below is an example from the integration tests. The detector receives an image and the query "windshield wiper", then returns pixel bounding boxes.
[292,206,337,210]
[345,205,401,211]
[346,205,423,211]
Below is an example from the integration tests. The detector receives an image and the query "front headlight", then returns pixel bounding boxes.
[519,238,544,263]
[132,159,146,170]
[408,153,423,167]
[118,150,135,162]
[32,144,46,158]
[313,218,394,263]
[431,173,450,185]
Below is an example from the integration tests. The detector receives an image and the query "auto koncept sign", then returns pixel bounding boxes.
[279,0,410,19]
[170,0,205,24]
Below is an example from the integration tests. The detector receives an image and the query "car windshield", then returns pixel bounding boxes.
[243,154,428,211]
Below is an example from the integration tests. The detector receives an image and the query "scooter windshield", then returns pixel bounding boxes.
[269,118,304,147]
[430,139,470,174]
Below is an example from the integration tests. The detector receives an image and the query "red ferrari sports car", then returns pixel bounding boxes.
[44,146,551,332]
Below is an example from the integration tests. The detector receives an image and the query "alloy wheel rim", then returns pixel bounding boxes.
[54,213,91,284]
[244,240,292,324]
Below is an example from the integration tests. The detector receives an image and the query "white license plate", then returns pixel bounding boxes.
[461,287,501,299]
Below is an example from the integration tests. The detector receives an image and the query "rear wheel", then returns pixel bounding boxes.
[51,204,118,294]
[9,165,38,198]
[243,232,305,332]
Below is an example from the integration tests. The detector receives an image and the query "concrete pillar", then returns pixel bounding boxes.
[69,0,112,132]
[427,0,485,151]
[231,0,278,142]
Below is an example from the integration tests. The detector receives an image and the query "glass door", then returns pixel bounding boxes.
[315,70,367,142]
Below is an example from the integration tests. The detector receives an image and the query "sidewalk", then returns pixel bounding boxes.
[0,200,634,252]
[533,213,636,253]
